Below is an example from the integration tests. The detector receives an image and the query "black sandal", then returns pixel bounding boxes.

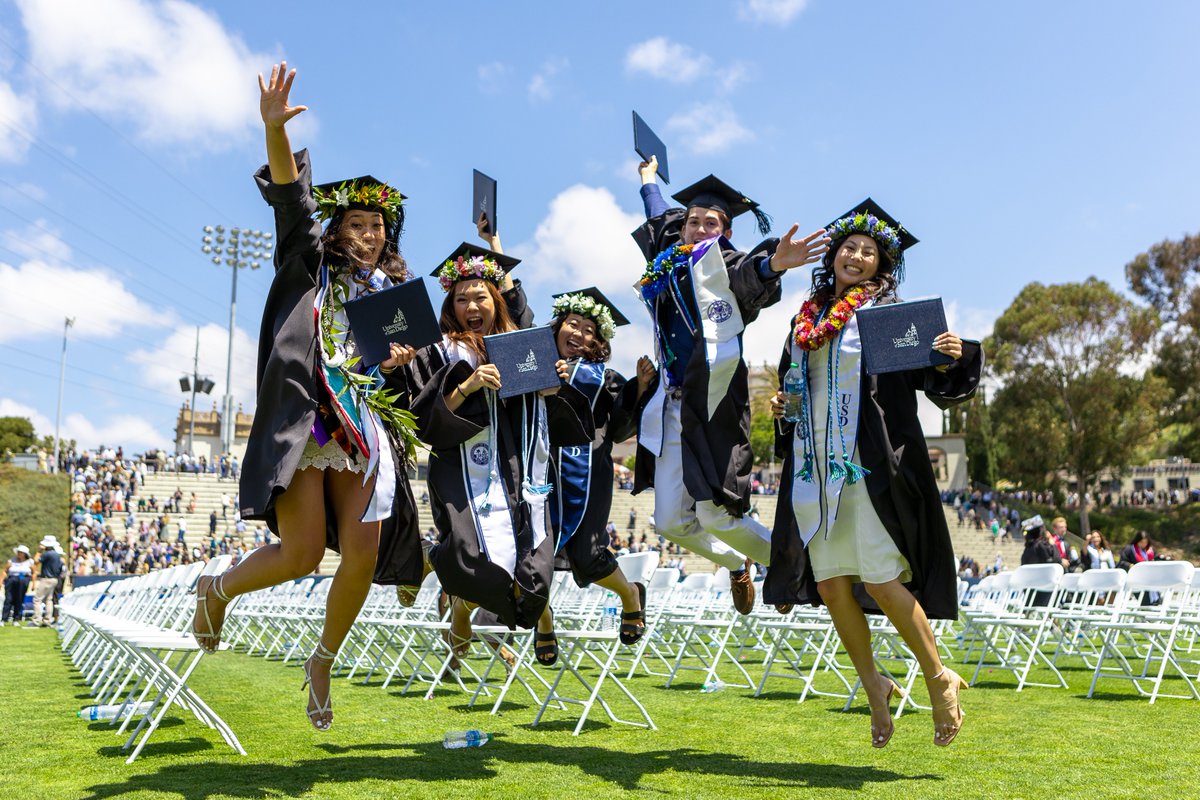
[619,582,647,646]
[534,631,559,667]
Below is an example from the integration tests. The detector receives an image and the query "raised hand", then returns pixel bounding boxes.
[380,343,417,372]
[638,155,659,185]
[635,355,657,395]
[258,61,308,130]
[769,225,831,272]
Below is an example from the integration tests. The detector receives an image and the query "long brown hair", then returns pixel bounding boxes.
[321,215,410,281]
[439,279,517,363]
[807,235,898,308]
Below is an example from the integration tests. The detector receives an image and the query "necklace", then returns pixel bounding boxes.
[639,243,694,302]
[792,286,870,351]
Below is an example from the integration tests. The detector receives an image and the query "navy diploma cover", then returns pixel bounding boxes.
[855,298,956,375]
[483,326,562,399]
[343,279,442,365]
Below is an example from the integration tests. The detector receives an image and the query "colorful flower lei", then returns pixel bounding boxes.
[552,293,617,342]
[639,243,694,302]
[436,254,506,292]
[313,179,405,228]
[826,211,905,267]
[792,286,870,351]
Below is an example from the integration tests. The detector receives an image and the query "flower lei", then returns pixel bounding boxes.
[313,179,405,228]
[639,243,693,302]
[552,293,616,342]
[436,255,506,292]
[792,286,870,351]
[826,210,905,268]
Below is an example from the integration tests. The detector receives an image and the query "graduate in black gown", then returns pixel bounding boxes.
[191,63,423,731]
[403,243,593,653]
[761,199,982,749]
[531,288,657,665]
[630,156,828,613]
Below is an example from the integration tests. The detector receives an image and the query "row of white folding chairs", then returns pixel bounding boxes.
[57,556,245,762]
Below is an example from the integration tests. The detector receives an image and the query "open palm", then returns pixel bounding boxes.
[258,60,307,129]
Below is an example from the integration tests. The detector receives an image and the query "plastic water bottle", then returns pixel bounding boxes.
[602,592,619,632]
[700,677,725,693]
[443,729,491,749]
[782,362,804,422]
[77,702,155,720]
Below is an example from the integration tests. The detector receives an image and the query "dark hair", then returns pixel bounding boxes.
[438,279,517,364]
[808,234,899,308]
[1128,530,1151,547]
[550,313,612,363]
[321,213,410,281]
[684,206,732,237]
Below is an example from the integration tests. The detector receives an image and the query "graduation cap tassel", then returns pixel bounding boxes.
[795,452,814,484]
[843,457,870,485]
[751,206,773,238]
[827,452,846,483]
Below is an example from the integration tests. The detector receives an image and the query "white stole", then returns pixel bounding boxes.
[790,309,867,546]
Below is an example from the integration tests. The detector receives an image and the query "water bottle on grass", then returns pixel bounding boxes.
[443,729,491,749]
[783,362,804,422]
[78,702,154,720]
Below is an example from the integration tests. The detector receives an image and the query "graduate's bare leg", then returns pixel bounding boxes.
[300,467,380,729]
[449,597,476,656]
[817,576,903,747]
[192,467,326,651]
[864,578,965,745]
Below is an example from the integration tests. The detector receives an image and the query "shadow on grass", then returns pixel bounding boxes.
[96,735,215,759]
[80,739,943,799]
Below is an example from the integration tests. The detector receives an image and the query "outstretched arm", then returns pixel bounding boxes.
[258,61,309,185]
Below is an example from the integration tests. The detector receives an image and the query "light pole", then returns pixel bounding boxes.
[178,326,215,456]
[200,225,272,455]
[52,316,75,473]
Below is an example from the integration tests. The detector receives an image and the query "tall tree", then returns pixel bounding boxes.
[1126,234,1200,459]
[0,416,37,455]
[987,279,1163,533]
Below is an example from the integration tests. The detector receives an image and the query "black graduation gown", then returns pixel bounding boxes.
[629,208,781,516]
[552,365,640,587]
[404,343,594,629]
[239,149,422,586]
[762,307,984,621]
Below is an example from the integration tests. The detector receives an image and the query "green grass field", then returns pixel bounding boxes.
[2,625,1196,800]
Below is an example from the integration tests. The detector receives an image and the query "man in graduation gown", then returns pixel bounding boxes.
[630,158,827,613]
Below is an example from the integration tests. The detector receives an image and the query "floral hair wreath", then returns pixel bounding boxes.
[437,255,506,292]
[552,293,617,342]
[313,180,405,229]
[826,211,906,270]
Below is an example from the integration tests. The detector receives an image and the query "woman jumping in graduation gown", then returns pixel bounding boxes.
[405,244,593,652]
[762,200,982,749]
[191,63,423,731]
[535,288,656,664]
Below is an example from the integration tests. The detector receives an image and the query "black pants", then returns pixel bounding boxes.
[2,577,30,622]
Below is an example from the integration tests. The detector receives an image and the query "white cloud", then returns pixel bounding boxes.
[0,231,165,343]
[0,396,170,452]
[15,0,278,149]
[625,37,711,83]
[0,181,47,204]
[0,79,37,162]
[528,57,568,103]
[738,0,809,24]
[477,61,510,93]
[943,300,999,343]
[666,101,754,155]
[127,322,258,418]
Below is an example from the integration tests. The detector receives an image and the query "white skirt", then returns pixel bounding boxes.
[296,436,366,474]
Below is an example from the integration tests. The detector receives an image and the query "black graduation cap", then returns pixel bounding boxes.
[312,174,408,246]
[431,242,521,290]
[550,286,632,327]
[825,197,918,280]
[671,174,772,237]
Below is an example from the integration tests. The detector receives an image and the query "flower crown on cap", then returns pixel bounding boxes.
[436,254,506,292]
[552,293,617,342]
[313,180,405,228]
[827,210,905,268]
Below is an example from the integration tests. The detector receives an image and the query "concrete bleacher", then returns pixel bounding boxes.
[139,471,1019,580]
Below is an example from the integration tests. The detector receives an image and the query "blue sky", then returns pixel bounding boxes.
[1,0,1197,451]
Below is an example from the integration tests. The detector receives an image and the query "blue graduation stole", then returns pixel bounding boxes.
[550,361,606,553]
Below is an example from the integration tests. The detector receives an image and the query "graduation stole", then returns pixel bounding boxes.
[549,361,606,552]
[789,307,868,547]
[637,237,746,456]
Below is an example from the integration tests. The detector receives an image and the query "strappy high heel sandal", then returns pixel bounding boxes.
[534,630,558,667]
[619,582,647,646]
[302,641,337,731]
[929,666,967,747]
[192,573,231,653]
[870,673,907,749]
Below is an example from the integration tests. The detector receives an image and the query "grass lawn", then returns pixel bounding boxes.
[2,624,1196,800]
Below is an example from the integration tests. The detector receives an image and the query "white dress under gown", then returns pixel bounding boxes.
[802,344,912,585]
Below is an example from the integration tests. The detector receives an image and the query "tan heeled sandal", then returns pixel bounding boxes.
[929,666,967,747]
[870,673,907,748]
[302,641,337,731]
[192,573,231,653]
